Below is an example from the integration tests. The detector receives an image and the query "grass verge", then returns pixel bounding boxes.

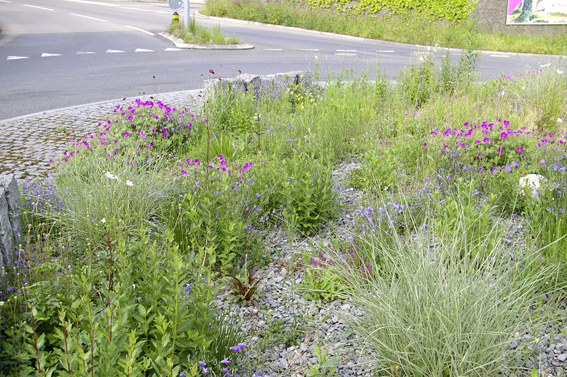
[201,0,567,55]
[167,17,241,45]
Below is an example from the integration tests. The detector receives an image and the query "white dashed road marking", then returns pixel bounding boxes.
[490,55,509,58]
[0,1,13,3]
[41,53,61,57]
[337,49,356,52]
[105,49,125,53]
[165,48,182,51]
[125,25,155,36]
[378,50,394,53]
[70,13,107,22]
[7,56,29,60]
[77,51,96,54]
[24,4,53,10]
[135,48,154,52]
[335,53,358,57]
[300,49,319,51]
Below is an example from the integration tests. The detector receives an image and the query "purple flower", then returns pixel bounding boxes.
[221,358,232,365]
[180,373,186,377]
[199,361,206,367]
[202,368,209,375]
[423,142,427,146]
[541,159,546,164]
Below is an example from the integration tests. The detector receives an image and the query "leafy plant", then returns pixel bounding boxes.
[281,156,337,235]
[304,345,339,377]
[224,264,267,303]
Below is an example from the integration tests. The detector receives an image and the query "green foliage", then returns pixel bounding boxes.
[336,220,561,376]
[257,315,304,349]
[281,157,337,235]
[0,228,241,376]
[304,345,339,376]
[301,0,477,21]
[168,158,260,272]
[299,266,345,302]
[433,179,503,260]
[52,147,174,252]
[167,20,240,45]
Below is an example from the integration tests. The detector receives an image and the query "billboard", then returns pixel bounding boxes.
[507,0,567,24]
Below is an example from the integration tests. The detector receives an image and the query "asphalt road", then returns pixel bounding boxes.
[0,0,562,120]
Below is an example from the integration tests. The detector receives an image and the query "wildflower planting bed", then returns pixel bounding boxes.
[1,53,567,376]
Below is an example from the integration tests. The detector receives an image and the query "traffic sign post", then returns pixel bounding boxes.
[184,0,189,29]
[169,0,189,29]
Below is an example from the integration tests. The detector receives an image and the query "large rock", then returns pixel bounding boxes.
[205,71,313,98]
[0,174,22,270]
[519,174,548,198]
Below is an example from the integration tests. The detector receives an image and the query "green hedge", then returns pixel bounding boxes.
[297,0,478,21]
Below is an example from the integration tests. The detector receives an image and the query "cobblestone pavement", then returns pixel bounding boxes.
[0,89,205,180]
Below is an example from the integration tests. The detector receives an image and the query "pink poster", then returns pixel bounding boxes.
[507,0,567,23]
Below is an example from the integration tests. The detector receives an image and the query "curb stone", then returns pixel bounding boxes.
[159,31,254,50]
[194,11,567,60]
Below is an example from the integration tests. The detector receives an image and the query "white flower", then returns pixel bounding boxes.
[254,113,262,120]
[558,118,563,123]
[126,180,134,186]
[105,171,119,180]
[557,69,564,74]
[101,218,106,223]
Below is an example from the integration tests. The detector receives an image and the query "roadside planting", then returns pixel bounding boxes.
[1,54,567,376]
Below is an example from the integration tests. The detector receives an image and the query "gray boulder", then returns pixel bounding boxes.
[0,174,22,270]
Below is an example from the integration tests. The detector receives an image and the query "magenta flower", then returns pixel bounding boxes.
[124,131,129,136]
[497,149,502,154]
[500,132,507,139]
[483,137,490,143]
[516,147,523,153]
[423,142,427,146]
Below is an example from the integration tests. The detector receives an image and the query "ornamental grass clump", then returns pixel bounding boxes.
[335,215,562,376]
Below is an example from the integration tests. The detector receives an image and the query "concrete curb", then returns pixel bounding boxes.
[194,11,567,60]
[158,31,254,50]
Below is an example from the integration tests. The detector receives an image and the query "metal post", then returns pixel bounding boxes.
[184,0,189,29]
